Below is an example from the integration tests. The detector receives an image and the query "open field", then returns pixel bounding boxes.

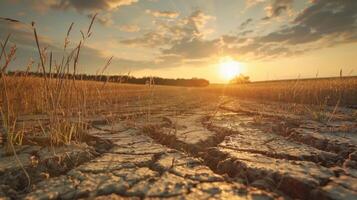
[3,75,357,116]
[1,76,357,199]
[210,76,357,106]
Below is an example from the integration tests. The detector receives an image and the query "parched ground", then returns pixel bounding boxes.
[1,89,356,200]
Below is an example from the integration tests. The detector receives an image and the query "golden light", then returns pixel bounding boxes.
[218,57,243,81]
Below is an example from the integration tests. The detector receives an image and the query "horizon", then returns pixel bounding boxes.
[1,0,357,83]
[8,69,357,85]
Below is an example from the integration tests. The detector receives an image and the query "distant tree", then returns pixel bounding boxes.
[7,71,210,87]
[229,74,250,84]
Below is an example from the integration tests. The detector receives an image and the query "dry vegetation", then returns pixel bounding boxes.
[209,77,357,106]
[0,15,156,150]
[1,15,356,151]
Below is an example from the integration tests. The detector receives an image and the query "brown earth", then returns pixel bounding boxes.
[1,90,356,200]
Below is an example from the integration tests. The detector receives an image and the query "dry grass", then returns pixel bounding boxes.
[0,15,157,148]
[0,74,161,146]
[209,77,357,107]
[2,76,155,115]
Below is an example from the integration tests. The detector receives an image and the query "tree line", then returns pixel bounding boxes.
[7,71,210,87]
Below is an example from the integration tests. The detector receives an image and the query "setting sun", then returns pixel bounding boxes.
[219,58,243,80]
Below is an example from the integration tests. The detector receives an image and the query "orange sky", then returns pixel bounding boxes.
[1,0,357,83]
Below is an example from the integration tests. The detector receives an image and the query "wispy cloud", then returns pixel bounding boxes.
[120,10,215,47]
[262,0,294,20]
[119,24,140,32]
[240,18,253,29]
[245,0,266,8]
[145,9,180,18]
[131,0,357,64]
[34,0,138,13]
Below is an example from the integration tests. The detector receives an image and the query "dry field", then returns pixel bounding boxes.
[1,16,357,200]
[0,75,357,200]
[210,77,357,106]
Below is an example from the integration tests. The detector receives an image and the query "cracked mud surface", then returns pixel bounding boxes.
[1,92,356,199]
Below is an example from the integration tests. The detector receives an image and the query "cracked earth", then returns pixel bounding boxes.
[1,91,356,200]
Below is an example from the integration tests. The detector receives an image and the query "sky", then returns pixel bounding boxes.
[0,0,357,83]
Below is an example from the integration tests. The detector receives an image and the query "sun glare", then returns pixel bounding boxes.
[219,57,243,81]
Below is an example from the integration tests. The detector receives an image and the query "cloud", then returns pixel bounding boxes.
[245,0,294,20]
[0,14,180,72]
[157,0,357,62]
[262,0,294,20]
[103,0,357,67]
[0,20,56,51]
[240,18,253,29]
[119,24,140,32]
[245,0,266,8]
[260,0,357,46]
[145,10,180,18]
[106,54,184,73]
[0,19,112,73]
[120,32,172,47]
[155,54,182,65]
[118,10,217,69]
[162,38,222,59]
[225,0,357,59]
[7,0,139,30]
[49,0,138,12]
[8,0,138,13]
[120,10,215,48]
[187,10,215,30]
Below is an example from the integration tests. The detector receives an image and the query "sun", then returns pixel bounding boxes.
[218,57,243,80]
